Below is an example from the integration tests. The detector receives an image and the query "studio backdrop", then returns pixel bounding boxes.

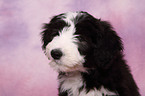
[0,0,145,96]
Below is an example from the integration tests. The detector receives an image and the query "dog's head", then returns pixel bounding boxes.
[41,11,123,72]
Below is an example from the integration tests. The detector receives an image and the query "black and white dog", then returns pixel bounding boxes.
[41,11,140,96]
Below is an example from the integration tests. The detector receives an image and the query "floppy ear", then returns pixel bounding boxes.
[41,24,52,50]
[92,20,123,69]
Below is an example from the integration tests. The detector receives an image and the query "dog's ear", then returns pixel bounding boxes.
[91,20,123,69]
[41,24,52,50]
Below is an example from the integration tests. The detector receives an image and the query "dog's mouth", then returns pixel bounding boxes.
[63,64,87,72]
[49,60,87,72]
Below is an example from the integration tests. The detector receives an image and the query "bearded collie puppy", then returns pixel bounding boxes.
[41,11,140,96]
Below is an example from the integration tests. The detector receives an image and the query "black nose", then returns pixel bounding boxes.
[51,49,63,60]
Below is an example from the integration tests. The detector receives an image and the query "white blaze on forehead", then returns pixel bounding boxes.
[63,12,78,25]
[62,12,78,34]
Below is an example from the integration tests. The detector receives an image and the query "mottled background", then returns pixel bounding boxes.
[0,0,145,96]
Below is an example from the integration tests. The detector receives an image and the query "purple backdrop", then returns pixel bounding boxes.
[0,0,145,96]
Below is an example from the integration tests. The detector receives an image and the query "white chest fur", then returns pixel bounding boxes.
[59,72,117,96]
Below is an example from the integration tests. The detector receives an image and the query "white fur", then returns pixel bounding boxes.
[63,12,78,25]
[59,72,118,96]
[59,72,83,96]
[45,12,85,72]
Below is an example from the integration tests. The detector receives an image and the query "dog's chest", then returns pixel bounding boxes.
[59,72,117,96]
[59,72,84,96]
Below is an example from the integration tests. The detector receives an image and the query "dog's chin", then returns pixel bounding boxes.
[49,60,87,73]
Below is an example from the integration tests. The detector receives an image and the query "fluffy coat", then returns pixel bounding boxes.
[41,11,140,96]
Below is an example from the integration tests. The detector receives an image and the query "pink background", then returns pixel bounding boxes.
[0,0,145,96]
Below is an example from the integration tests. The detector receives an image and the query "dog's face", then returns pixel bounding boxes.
[41,11,123,72]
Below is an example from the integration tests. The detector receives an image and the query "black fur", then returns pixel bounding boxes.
[41,14,68,49]
[41,11,140,96]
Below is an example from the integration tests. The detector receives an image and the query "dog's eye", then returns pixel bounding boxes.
[78,41,89,55]
[75,35,89,55]
[48,31,59,41]
[51,30,59,36]
[75,35,85,42]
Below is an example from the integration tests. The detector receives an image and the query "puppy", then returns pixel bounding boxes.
[41,11,140,96]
